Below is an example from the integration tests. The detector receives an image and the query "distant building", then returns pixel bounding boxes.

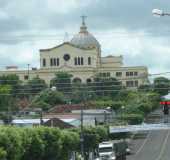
[0,17,148,88]
[43,118,75,129]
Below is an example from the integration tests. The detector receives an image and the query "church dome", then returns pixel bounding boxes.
[70,17,100,50]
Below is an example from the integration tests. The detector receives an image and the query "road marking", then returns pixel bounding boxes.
[155,130,170,160]
[129,131,151,160]
[134,131,151,156]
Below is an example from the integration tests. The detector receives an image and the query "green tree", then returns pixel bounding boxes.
[50,72,72,93]
[93,75,121,98]
[138,84,152,92]
[0,85,12,111]
[154,77,169,96]
[31,89,65,111]
[0,74,21,95]
[0,147,6,160]
[26,76,47,94]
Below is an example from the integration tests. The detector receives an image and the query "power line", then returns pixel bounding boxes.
[0,86,169,96]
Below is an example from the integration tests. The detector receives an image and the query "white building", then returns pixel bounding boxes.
[0,18,148,88]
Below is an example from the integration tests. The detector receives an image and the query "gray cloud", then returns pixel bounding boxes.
[0,0,169,74]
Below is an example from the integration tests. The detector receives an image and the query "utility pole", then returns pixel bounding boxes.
[80,105,84,160]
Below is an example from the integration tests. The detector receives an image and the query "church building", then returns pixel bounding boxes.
[0,17,148,88]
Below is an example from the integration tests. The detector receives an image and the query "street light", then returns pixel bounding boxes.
[27,64,30,80]
[121,106,125,124]
[51,86,57,91]
[152,9,170,17]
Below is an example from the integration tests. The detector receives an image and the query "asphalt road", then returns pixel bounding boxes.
[127,109,170,160]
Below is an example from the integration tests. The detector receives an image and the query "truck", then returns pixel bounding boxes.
[96,141,116,160]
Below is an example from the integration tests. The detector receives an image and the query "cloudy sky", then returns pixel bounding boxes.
[0,0,170,76]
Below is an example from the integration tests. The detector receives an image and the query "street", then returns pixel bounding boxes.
[127,109,170,160]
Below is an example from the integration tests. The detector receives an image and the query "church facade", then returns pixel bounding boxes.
[0,19,148,88]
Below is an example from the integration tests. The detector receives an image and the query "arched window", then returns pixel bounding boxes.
[73,78,82,83]
[42,58,46,67]
[88,57,91,65]
[57,58,60,66]
[53,58,56,66]
[78,57,81,65]
[81,57,84,65]
[74,57,77,65]
[86,78,92,83]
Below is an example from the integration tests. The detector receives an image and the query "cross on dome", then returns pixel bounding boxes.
[81,15,87,25]
[70,16,100,49]
[80,15,88,33]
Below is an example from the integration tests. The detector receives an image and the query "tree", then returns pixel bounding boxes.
[0,147,6,160]
[138,84,151,92]
[31,89,65,111]
[154,77,169,96]
[27,76,47,94]
[50,72,72,93]
[93,75,121,98]
[0,74,21,95]
[0,85,12,111]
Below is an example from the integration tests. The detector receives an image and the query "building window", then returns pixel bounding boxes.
[73,78,82,83]
[126,81,134,87]
[99,72,110,78]
[50,58,53,66]
[57,58,59,66]
[53,58,56,66]
[74,58,77,65]
[135,80,138,87]
[106,72,110,77]
[130,72,133,76]
[126,80,138,87]
[81,57,84,65]
[126,72,129,76]
[126,72,134,76]
[88,57,91,65]
[24,75,29,80]
[74,57,84,66]
[42,58,46,67]
[116,72,122,77]
[134,72,138,76]
[63,54,70,61]
[50,58,59,66]
[78,57,81,65]
[86,78,92,83]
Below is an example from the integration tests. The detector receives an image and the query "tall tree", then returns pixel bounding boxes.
[31,89,65,111]
[50,72,72,93]
[154,77,169,96]
[93,75,122,98]
[0,74,21,95]
[27,76,47,94]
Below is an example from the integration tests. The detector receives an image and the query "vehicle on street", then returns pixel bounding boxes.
[96,141,116,160]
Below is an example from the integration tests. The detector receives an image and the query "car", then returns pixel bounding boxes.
[126,147,131,155]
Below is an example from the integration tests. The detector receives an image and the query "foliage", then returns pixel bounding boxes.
[0,85,13,111]
[93,75,121,98]
[0,126,109,160]
[31,89,65,111]
[115,90,160,124]
[50,72,72,93]
[111,101,124,112]
[154,77,169,96]
[0,74,21,94]
[138,84,152,92]
[88,100,114,109]
[27,76,47,94]
[0,147,6,160]
[0,113,13,124]
[122,113,144,125]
